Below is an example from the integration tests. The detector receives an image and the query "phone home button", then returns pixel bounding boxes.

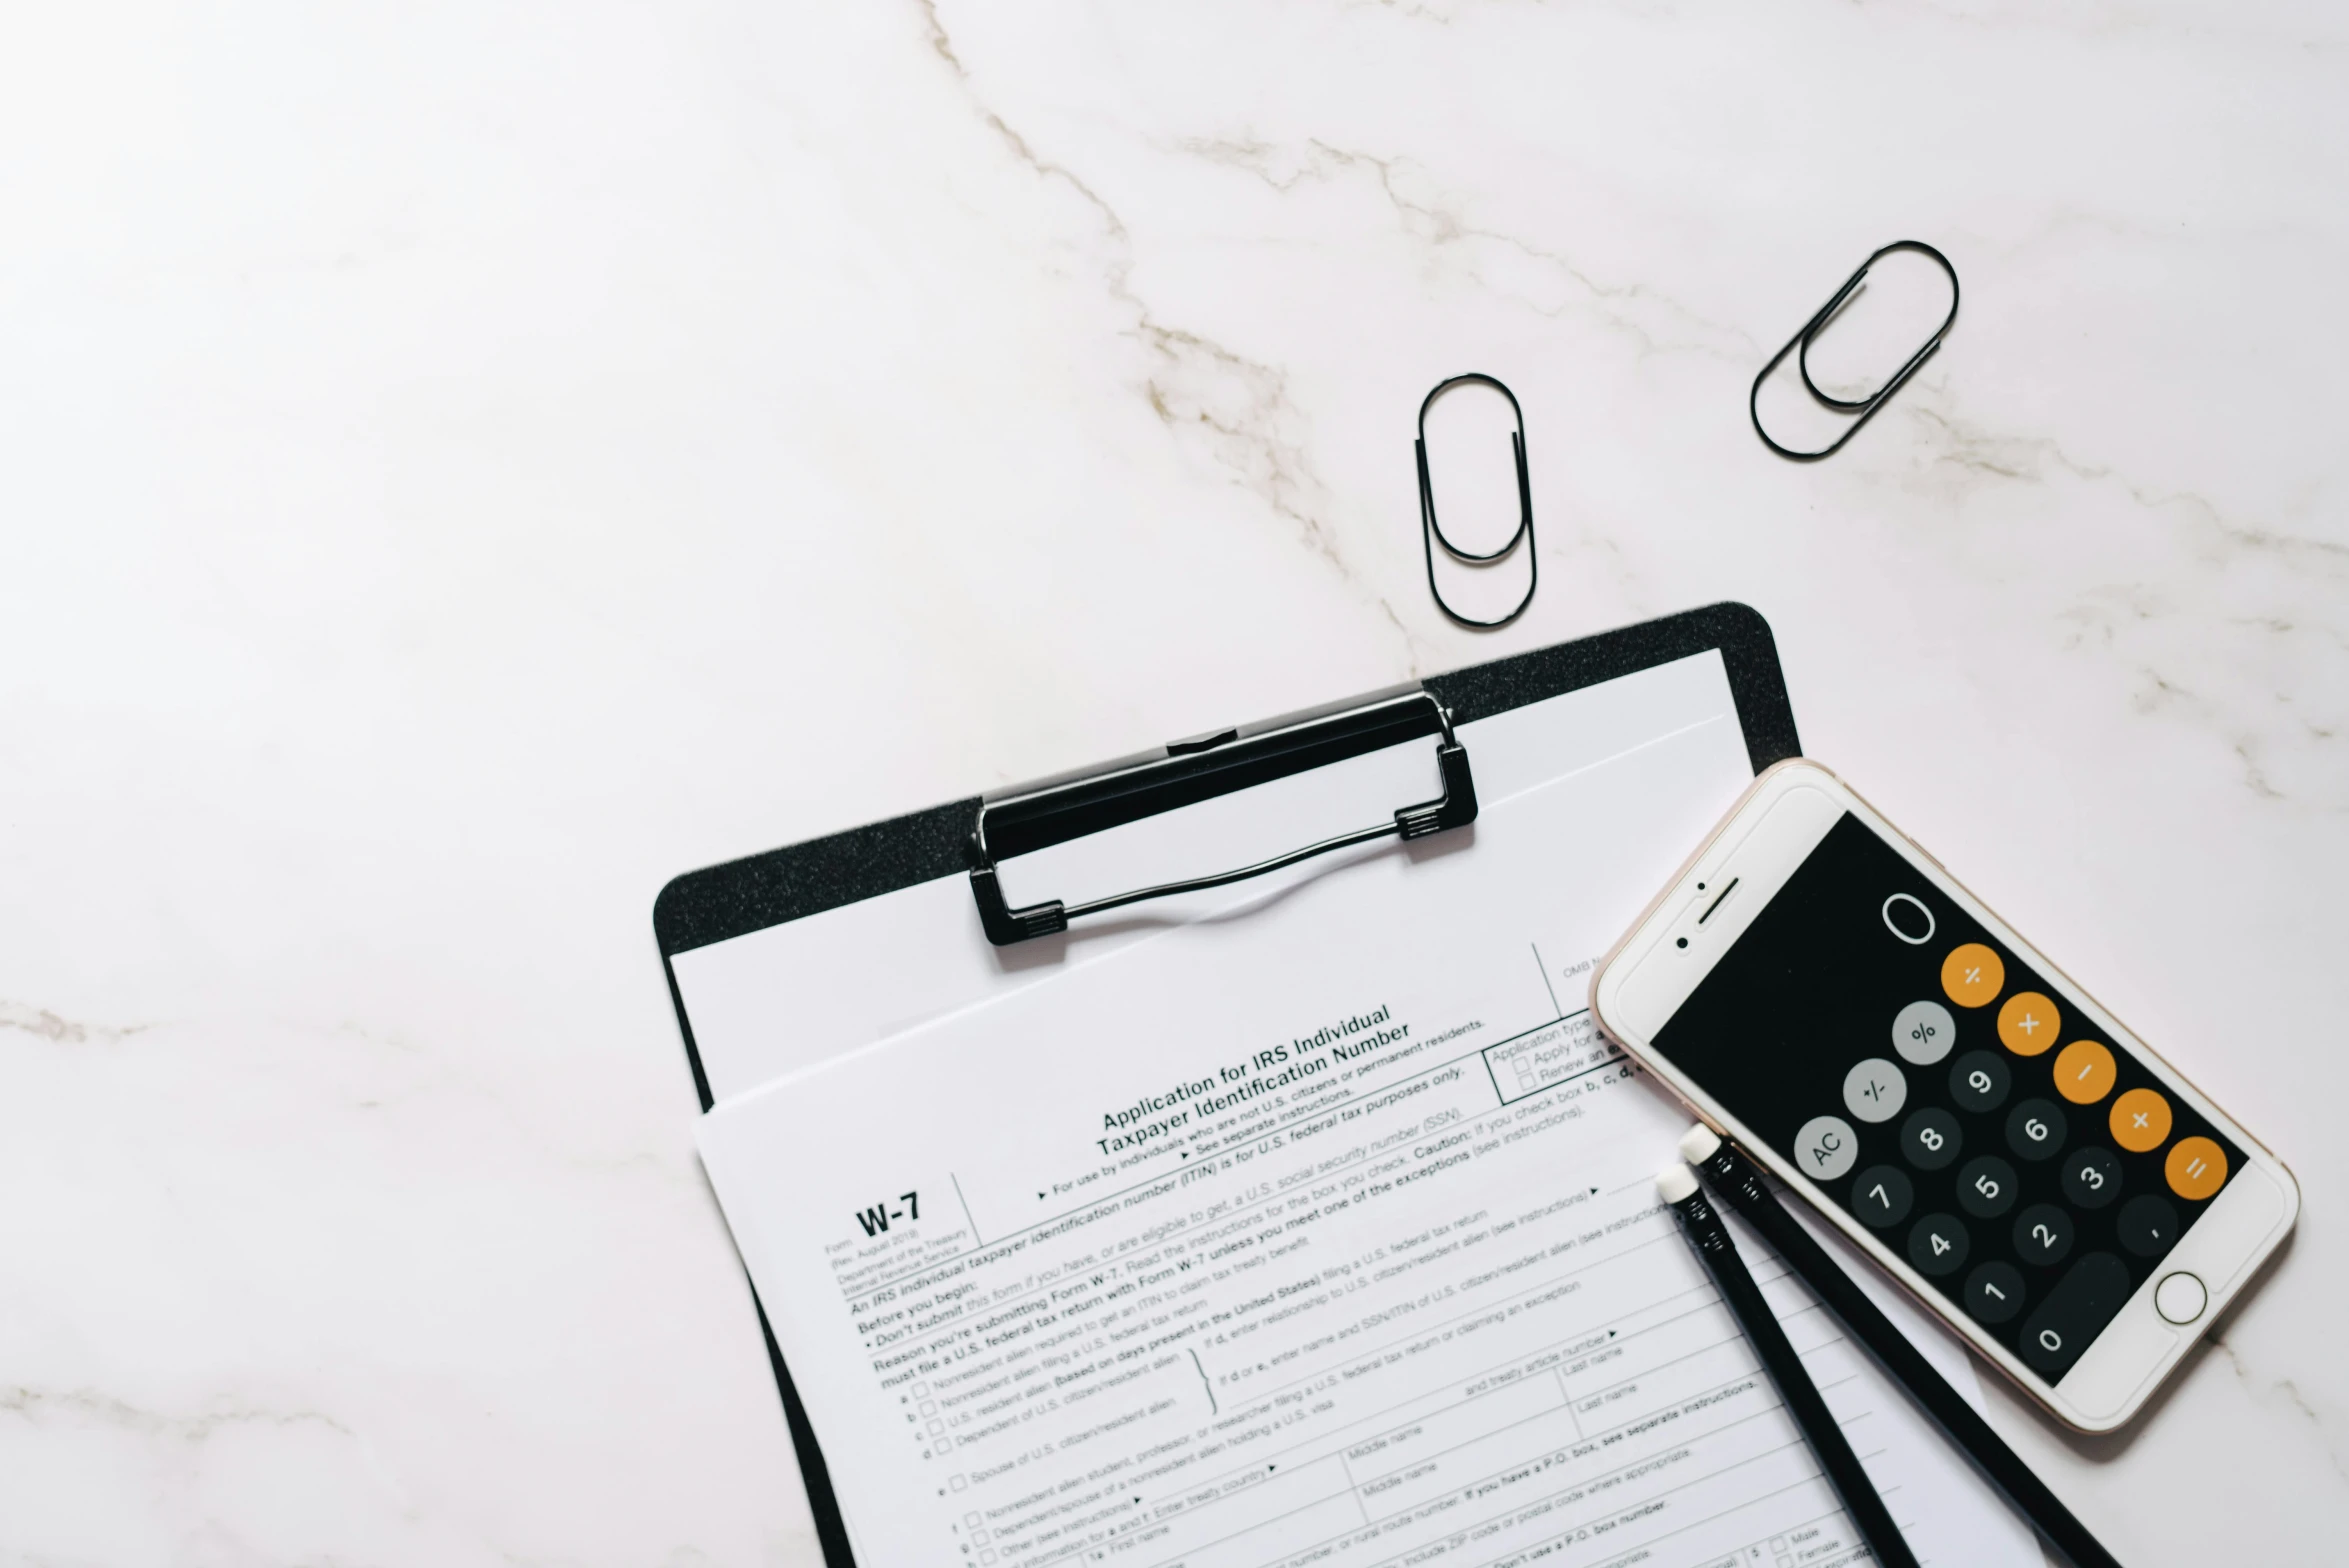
[2155,1271,2208,1325]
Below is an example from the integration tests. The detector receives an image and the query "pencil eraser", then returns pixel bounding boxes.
[1678,1124,1722,1165]
[1655,1163,1700,1204]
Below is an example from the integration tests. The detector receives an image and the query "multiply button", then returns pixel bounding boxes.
[2166,1136,2228,1201]
[2018,1252,2133,1379]
[1942,943,2005,1008]
[1795,1115,1859,1182]
[2110,1087,2173,1153]
[1997,992,2061,1057]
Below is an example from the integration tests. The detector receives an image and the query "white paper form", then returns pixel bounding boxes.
[698,708,2040,1568]
[677,653,1747,1105]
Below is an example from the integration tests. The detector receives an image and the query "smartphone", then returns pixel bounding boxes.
[1590,759,2298,1432]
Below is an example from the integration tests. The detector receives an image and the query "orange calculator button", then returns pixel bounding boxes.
[2166,1137,2228,1201]
[2110,1087,2173,1153]
[1942,944,2005,1008]
[2053,1040,2117,1104]
[1996,992,2061,1057]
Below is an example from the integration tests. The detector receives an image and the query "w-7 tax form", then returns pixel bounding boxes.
[696,714,2040,1568]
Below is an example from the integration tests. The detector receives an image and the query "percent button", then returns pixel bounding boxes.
[1892,1000,1956,1066]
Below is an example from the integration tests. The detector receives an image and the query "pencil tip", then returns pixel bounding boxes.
[1655,1163,1699,1204]
[1678,1123,1722,1165]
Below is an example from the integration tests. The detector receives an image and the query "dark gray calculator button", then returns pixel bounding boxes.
[2018,1252,2132,1379]
[1907,1213,1970,1277]
[2012,1203,2075,1267]
[1957,1155,2018,1219]
[1900,1107,1962,1171]
[2118,1194,2181,1259]
[1965,1262,2026,1324]
[2061,1147,2122,1210]
[1949,1050,2011,1113]
[2006,1099,2067,1162]
[1851,1165,1913,1229]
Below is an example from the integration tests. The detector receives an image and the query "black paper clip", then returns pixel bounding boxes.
[1416,373,1536,627]
[1749,240,1959,461]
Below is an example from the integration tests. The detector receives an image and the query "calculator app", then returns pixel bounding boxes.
[1654,812,2241,1382]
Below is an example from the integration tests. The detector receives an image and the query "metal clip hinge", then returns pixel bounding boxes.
[968,695,1478,946]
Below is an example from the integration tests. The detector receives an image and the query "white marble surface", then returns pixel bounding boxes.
[2,2,2343,1562]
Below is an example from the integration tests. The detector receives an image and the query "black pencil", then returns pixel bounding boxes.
[1679,1125,2124,1568]
[1658,1162,1923,1568]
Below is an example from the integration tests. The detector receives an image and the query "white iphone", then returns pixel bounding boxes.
[1590,759,2298,1432]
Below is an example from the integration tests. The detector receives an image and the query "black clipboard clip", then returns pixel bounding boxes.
[969,689,1478,946]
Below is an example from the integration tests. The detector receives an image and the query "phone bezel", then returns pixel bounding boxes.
[1589,758,2299,1433]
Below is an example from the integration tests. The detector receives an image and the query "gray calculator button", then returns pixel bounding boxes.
[1892,1000,1956,1065]
[1965,1261,2026,1324]
[1900,1107,1962,1171]
[2018,1252,2132,1379]
[1957,1155,2019,1219]
[1949,1050,2011,1113]
[1906,1213,1969,1277]
[2118,1194,2180,1259]
[1843,1058,1907,1124]
[2061,1147,2122,1210]
[2006,1098,2067,1162]
[1794,1115,1859,1182]
[2013,1203,2075,1267]
[1851,1164,1914,1229]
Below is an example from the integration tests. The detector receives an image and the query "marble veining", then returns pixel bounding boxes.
[2206,1333,2349,1488]
[2,0,2344,1562]
[1880,391,2349,808]
[1167,136,1759,361]
[918,0,1423,657]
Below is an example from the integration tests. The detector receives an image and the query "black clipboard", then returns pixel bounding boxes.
[654,602,1798,1565]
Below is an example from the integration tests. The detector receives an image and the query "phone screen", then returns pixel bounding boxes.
[1655,810,2241,1383]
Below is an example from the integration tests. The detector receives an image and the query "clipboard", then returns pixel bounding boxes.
[654,602,1799,1565]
